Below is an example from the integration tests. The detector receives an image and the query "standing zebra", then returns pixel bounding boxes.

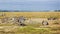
[42,20,49,25]
[18,16,26,26]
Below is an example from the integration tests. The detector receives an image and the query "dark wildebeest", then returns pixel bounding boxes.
[48,17,57,20]
[0,13,5,17]
[42,20,49,25]
[1,17,9,23]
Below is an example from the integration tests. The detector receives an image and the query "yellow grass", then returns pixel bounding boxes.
[0,12,60,18]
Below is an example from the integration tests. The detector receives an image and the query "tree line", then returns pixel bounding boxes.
[0,10,60,12]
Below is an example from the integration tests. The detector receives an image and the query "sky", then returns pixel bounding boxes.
[0,0,60,11]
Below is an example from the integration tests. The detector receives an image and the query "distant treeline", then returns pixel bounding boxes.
[0,10,60,12]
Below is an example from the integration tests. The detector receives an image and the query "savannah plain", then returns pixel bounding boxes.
[0,12,60,34]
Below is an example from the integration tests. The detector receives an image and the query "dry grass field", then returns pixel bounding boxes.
[0,12,60,34]
[0,12,60,18]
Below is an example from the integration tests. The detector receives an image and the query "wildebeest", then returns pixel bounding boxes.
[42,20,49,25]
[0,16,27,26]
[0,17,18,23]
[48,17,57,20]
[1,17,9,23]
[0,13,5,17]
[0,18,2,24]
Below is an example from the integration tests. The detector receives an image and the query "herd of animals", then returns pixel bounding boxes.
[0,13,57,26]
[0,16,27,26]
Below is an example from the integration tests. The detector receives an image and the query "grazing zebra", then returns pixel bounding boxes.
[42,20,49,25]
[17,16,26,26]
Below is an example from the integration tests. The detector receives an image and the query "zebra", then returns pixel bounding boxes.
[17,16,27,26]
[42,20,49,25]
